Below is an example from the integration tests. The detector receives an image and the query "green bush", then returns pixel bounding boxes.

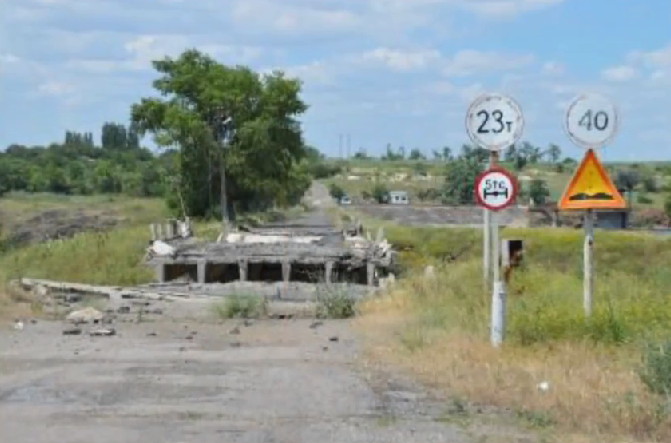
[211,294,267,319]
[328,183,346,201]
[315,287,357,319]
[637,193,653,204]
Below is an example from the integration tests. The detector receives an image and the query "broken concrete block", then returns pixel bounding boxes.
[66,307,103,324]
[90,328,116,337]
[62,326,82,335]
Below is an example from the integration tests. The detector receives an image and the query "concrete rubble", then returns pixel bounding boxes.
[145,215,398,289]
[11,212,399,331]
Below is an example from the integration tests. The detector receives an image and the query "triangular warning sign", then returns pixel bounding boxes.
[557,149,626,210]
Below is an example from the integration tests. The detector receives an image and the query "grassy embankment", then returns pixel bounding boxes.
[0,193,304,317]
[356,221,671,442]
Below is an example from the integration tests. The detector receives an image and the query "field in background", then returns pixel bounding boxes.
[322,158,670,210]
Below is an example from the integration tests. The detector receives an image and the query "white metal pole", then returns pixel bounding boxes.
[483,151,496,285]
[583,209,594,316]
[488,150,506,347]
[490,211,506,346]
[483,208,491,285]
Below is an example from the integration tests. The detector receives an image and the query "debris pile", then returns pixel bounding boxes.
[145,216,397,287]
[12,281,167,336]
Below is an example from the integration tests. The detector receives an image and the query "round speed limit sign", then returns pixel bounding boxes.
[564,93,619,149]
[465,93,524,151]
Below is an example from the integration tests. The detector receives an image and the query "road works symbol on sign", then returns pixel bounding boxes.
[557,149,625,210]
[474,166,519,211]
[564,93,619,149]
[466,93,524,151]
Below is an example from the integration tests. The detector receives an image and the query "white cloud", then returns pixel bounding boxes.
[601,65,638,82]
[650,70,667,81]
[458,83,485,102]
[628,43,671,68]
[424,80,455,95]
[442,50,534,76]
[63,34,263,74]
[36,80,73,96]
[231,1,361,35]
[542,61,563,75]
[280,61,334,84]
[355,48,442,71]
[0,53,20,64]
[461,0,565,17]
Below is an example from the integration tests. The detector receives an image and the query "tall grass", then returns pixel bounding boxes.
[357,226,671,442]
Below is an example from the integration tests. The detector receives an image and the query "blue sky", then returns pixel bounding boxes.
[1,0,670,161]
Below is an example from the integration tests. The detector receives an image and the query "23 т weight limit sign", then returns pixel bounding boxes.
[466,94,524,150]
[474,167,519,211]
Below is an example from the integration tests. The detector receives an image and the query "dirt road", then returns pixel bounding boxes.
[0,299,475,443]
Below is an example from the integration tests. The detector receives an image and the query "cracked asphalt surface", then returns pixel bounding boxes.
[0,300,475,443]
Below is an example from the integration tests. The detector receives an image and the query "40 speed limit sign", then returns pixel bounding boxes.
[474,166,519,211]
[564,93,619,149]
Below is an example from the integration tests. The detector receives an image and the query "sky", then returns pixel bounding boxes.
[1,0,670,161]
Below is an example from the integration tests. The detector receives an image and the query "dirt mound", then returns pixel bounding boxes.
[2,209,125,249]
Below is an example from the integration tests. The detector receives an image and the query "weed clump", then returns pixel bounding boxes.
[211,294,267,319]
[315,286,357,319]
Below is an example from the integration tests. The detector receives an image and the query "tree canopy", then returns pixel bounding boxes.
[130,49,312,218]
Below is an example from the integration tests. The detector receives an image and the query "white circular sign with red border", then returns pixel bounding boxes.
[474,166,519,211]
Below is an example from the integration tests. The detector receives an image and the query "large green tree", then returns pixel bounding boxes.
[130,49,311,219]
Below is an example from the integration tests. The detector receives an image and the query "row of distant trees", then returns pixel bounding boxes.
[352,142,566,165]
[0,123,168,198]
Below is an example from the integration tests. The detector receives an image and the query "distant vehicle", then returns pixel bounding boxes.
[339,196,352,205]
[388,191,409,205]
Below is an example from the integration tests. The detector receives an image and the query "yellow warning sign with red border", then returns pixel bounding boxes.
[557,149,626,210]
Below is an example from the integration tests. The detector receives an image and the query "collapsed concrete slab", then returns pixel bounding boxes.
[144,217,396,288]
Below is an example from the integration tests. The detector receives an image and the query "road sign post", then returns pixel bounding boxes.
[473,164,519,346]
[560,93,622,317]
[467,93,524,347]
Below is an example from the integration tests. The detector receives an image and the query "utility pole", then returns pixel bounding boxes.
[339,134,343,158]
[211,106,234,235]
[346,134,351,158]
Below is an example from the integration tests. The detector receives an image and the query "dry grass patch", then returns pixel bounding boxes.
[356,228,671,442]
[0,193,168,225]
[0,284,42,321]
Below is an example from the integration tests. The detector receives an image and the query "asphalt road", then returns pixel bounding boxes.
[0,299,476,443]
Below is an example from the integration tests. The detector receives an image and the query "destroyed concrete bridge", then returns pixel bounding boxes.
[145,212,398,294]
